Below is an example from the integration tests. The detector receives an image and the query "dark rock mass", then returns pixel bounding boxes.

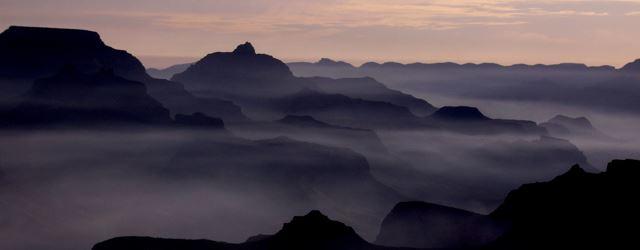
[1,67,172,127]
[376,159,639,249]
[426,106,546,135]
[93,211,406,250]
[174,113,225,128]
[376,201,505,249]
[430,106,490,121]
[621,58,640,72]
[307,76,437,116]
[488,159,640,249]
[171,42,300,99]
[0,26,247,122]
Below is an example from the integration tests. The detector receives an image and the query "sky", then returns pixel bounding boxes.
[2,0,640,68]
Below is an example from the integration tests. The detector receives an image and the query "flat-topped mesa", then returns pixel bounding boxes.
[0,26,105,49]
[0,25,147,80]
[431,106,490,121]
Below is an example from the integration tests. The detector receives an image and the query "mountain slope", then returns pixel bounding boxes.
[489,159,640,249]
[375,159,639,249]
[172,42,301,99]
[1,67,172,127]
[426,106,546,135]
[274,89,428,129]
[376,201,504,249]
[93,211,406,250]
[540,115,610,139]
[307,76,436,116]
[147,63,193,79]
[621,58,640,72]
[0,26,247,122]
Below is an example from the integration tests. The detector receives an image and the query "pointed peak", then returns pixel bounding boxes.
[233,42,256,55]
[557,164,587,179]
[303,210,329,220]
[568,164,586,174]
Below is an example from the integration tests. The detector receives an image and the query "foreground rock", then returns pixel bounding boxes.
[376,201,504,248]
[93,211,406,250]
[376,159,640,249]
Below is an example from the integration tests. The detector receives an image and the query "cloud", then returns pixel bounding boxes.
[625,11,640,15]
[30,0,614,34]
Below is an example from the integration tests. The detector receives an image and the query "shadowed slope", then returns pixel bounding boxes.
[0,26,247,122]
[93,211,407,250]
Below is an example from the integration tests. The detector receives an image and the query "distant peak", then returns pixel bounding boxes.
[233,42,256,55]
[548,115,594,130]
[621,58,640,72]
[318,58,336,63]
[567,164,586,175]
[276,210,361,239]
[317,58,355,68]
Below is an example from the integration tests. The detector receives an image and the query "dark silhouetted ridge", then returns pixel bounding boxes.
[0,26,104,49]
[431,106,489,121]
[174,113,225,128]
[93,210,405,250]
[1,67,172,127]
[0,25,248,122]
[376,201,504,249]
[488,159,640,249]
[308,76,437,116]
[172,42,297,98]
[621,58,640,72]
[264,210,372,249]
[232,42,256,55]
[317,58,355,68]
[277,115,333,128]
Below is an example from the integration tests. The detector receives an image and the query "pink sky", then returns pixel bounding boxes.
[2,0,640,68]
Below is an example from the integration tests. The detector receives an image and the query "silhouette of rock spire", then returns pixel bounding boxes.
[233,42,256,55]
